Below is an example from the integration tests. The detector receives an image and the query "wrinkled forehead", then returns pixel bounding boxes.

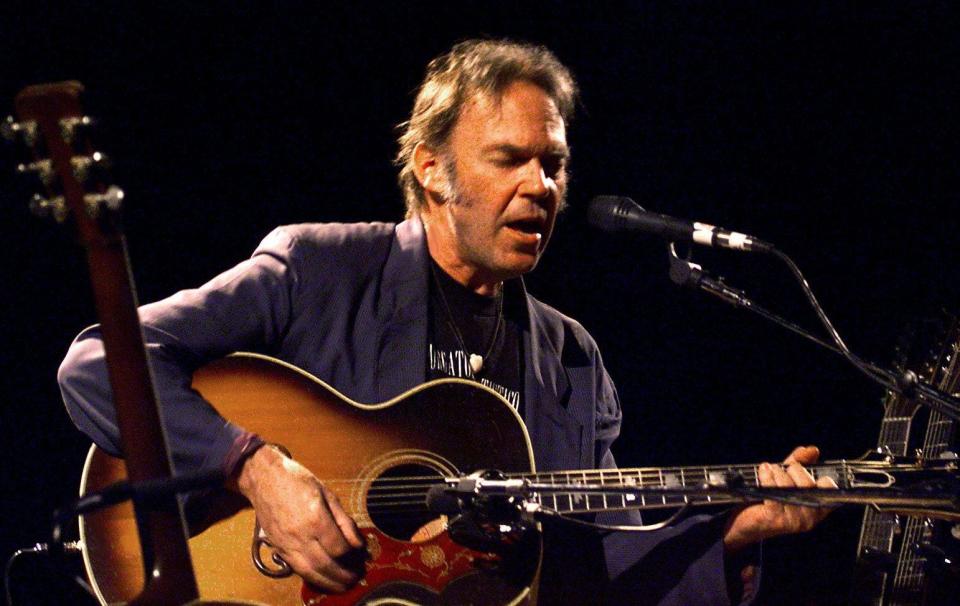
[455,81,568,148]
[466,78,565,119]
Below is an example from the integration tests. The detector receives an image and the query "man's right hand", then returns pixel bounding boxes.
[234,445,367,592]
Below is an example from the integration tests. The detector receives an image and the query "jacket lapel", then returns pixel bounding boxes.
[375,219,429,401]
[521,285,576,471]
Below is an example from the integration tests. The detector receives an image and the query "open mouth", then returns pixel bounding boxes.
[507,219,545,236]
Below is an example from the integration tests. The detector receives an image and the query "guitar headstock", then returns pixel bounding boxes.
[6,81,124,245]
[876,315,960,428]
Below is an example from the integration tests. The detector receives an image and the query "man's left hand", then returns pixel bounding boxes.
[722,445,837,553]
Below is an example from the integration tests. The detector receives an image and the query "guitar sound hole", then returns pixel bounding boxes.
[367,463,445,542]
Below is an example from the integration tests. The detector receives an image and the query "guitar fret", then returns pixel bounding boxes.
[658,469,666,506]
[703,467,711,503]
[617,469,629,508]
[633,469,645,507]
[549,472,558,511]
[601,470,609,510]
[583,470,602,511]
[582,470,589,511]
[680,468,689,504]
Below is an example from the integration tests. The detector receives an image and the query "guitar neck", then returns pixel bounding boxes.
[516,461,853,515]
[12,82,200,604]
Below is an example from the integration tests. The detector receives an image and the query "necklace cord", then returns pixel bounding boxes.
[429,263,504,376]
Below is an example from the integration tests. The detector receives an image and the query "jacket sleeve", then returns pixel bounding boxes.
[58,227,299,477]
[592,352,759,605]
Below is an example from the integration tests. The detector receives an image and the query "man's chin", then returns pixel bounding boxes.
[498,253,541,278]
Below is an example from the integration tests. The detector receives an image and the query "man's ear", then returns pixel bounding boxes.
[412,142,447,200]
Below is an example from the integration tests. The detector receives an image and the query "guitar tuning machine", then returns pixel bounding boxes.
[2,116,38,147]
[83,185,124,217]
[29,194,67,223]
[71,151,111,182]
[17,159,55,189]
[59,115,94,144]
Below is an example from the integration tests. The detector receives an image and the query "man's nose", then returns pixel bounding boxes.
[518,159,550,199]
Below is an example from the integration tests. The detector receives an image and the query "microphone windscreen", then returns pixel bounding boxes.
[587,195,641,232]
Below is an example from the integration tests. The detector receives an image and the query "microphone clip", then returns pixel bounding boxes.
[667,243,751,308]
[431,470,536,554]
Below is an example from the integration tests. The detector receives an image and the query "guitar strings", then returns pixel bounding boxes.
[893,337,960,589]
[329,463,865,518]
[324,460,885,489]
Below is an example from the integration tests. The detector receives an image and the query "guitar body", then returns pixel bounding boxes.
[80,353,540,605]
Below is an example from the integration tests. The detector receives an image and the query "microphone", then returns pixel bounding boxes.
[587,195,773,253]
[426,484,464,514]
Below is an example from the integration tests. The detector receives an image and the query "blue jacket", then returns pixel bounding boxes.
[59,219,744,604]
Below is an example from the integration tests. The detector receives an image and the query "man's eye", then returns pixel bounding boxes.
[543,157,566,177]
[493,156,523,167]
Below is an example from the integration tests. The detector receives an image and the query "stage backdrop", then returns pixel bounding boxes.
[1,3,956,604]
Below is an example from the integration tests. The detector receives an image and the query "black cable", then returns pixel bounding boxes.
[766,247,960,420]
[4,547,41,606]
[536,503,694,533]
[674,238,960,420]
[4,542,92,606]
[767,247,895,386]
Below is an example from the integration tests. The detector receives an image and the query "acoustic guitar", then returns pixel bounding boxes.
[78,353,960,605]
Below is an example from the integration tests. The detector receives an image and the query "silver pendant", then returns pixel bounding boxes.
[469,353,484,375]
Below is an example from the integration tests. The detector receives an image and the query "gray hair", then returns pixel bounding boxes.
[395,39,578,218]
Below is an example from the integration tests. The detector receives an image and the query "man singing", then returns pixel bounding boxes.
[60,39,834,604]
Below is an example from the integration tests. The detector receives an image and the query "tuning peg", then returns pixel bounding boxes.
[17,159,55,189]
[2,116,37,147]
[29,193,67,222]
[83,185,124,216]
[59,115,94,144]
[71,151,111,183]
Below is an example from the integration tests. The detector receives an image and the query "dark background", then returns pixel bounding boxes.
[1,2,957,604]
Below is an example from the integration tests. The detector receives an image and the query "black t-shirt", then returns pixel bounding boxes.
[427,260,524,416]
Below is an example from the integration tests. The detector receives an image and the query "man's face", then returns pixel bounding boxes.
[432,80,569,286]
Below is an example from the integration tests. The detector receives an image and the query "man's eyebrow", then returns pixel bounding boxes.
[483,143,571,159]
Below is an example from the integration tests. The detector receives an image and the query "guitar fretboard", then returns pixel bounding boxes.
[509,462,848,515]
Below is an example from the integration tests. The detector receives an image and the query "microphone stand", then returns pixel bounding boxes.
[665,243,960,423]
